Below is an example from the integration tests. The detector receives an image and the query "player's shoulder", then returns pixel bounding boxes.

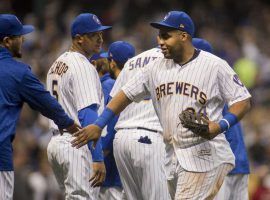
[198,50,225,62]
[64,51,90,65]
[60,51,95,70]
[9,59,31,76]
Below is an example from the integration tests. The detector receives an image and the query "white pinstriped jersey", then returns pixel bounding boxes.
[110,48,163,132]
[122,50,251,172]
[47,51,102,129]
[46,51,102,199]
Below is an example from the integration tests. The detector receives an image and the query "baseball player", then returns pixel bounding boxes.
[91,41,136,200]
[0,14,79,200]
[46,13,111,199]
[96,44,171,200]
[191,38,250,200]
[72,11,252,200]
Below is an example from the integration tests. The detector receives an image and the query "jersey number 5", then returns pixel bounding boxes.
[52,80,59,101]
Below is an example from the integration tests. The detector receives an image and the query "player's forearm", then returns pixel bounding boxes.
[228,98,251,121]
[106,90,132,115]
[218,98,251,133]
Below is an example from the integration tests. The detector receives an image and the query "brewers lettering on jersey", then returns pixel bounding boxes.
[71,11,251,200]
[110,47,171,200]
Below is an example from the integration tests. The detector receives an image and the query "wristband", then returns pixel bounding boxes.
[218,112,238,132]
[94,107,116,129]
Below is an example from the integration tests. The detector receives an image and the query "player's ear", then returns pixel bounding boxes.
[181,32,190,41]
[2,36,13,48]
[109,59,116,70]
[73,34,84,44]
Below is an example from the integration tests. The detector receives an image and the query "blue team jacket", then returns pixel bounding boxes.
[100,73,122,187]
[0,47,73,171]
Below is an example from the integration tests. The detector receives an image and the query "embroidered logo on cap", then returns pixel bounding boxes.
[92,15,101,25]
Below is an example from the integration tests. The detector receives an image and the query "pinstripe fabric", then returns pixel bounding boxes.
[174,163,233,200]
[47,133,99,199]
[120,50,252,198]
[110,48,163,132]
[0,171,13,200]
[122,50,252,172]
[113,129,170,200]
[98,186,123,200]
[214,174,249,200]
[46,51,102,199]
[47,51,102,129]
[109,48,170,199]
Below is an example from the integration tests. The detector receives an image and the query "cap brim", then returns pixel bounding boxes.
[92,26,112,33]
[150,22,178,30]
[21,25,35,35]
[100,52,109,58]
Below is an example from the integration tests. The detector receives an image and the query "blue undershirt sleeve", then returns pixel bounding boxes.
[101,95,119,151]
[78,104,104,162]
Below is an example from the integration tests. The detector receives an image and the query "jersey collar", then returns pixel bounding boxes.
[100,73,111,83]
[178,49,200,67]
[0,47,13,59]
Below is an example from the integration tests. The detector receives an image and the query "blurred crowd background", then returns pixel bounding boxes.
[1,0,270,199]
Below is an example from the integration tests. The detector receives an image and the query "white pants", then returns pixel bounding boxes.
[99,186,123,200]
[214,174,249,200]
[0,171,14,200]
[113,129,171,200]
[47,133,99,200]
[167,159,233,200]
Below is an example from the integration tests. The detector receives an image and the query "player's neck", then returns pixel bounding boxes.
[174,46,195,65]
[69,44,89,58]
[114,69,121,78]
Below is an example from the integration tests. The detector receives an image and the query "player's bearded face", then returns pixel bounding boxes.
[3,36,23,58]
[157,30,184,60]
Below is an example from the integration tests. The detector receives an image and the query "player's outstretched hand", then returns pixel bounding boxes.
[60,122,81,135]
[90,162,106,187]
[71,124,102,148]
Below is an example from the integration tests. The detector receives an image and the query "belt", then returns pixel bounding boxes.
[52,129,68,136]
[119,127,158,133]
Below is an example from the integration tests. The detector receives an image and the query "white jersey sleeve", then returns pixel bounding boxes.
[121,67,151,103]
[217,60,251,106]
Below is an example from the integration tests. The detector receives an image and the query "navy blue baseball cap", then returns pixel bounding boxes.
[150,11,195,37]
[192,38,213,53]
[71,13,112,37]
[100,41,135,64]
[0,14,34,39]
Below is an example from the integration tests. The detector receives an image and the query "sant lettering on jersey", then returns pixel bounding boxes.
[128,56,158,70]
[155,82,207,105]
[49,61,69,76]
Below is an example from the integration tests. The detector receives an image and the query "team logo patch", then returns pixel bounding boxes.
[15,16,22,25]
[179,24,185,28]
[233,74,244,87]
[164,12,170,20]
[92,15,101,25]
